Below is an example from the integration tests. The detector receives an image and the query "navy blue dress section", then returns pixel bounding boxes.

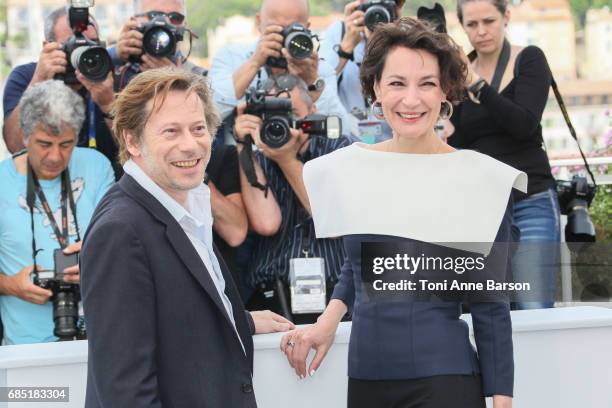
[331,199,515,397]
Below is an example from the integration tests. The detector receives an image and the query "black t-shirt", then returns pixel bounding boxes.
[206,144,242,283]
[3,62,120,178]
[449,46,556,201]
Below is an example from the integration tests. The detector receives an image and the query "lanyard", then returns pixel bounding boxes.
[87,98,97,148]
[26,162,81,265]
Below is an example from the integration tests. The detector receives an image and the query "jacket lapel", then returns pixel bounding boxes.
[118,175,247,354]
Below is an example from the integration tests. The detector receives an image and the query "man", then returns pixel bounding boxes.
[112,0,207,89]
[234,74,354,323]
[209,0,352,134]
[0,80,114,345]
[80,68,293,407]
[320,0,406,141]
[2,7,118,174]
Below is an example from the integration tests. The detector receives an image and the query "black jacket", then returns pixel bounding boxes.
[81,174,257,408]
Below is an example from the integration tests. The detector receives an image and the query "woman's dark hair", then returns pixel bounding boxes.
[360,17,467,105]
[456,0,508,24]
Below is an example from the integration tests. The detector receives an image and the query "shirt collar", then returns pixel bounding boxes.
[123,159,212,229]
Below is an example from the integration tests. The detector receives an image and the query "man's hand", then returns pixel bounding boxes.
[234,103,262,143]
[140,54,177,71]
[116,18,144,64]
[284,48,318,86]
[31,42,67,85]
[250,25,284,68]
[253,128,305,165]
[7,266,53,304]
[251,310,294,334]
[62,241,82,285]
[76,71,115,114]
[341,1,366,53]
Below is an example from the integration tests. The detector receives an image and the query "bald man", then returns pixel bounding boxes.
[209,0,351,132]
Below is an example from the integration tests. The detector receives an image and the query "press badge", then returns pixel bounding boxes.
[357,120,383,144]
[289,257,326,314]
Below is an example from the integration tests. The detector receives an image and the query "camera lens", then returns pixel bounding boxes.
[364,6,391,31]
[53,290,79,339]
[71,45,112,82]
[143,27,175,58]
[262,117,291,148]
[285,32,313,60]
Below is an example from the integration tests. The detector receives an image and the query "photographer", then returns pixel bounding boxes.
[209,0,351,133]
[235,74,354,323]
[112,0,207,88]
[320,0,406,141]
[0,80,114,345]
[2,7,118,175]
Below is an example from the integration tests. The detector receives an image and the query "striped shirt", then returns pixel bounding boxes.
[249,135,354,287]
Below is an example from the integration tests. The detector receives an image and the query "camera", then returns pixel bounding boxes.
[245,88,341,148]
[130,15,185,63]
[557,175,597,242]
[34,249,85,340]
[417,3,448,34]
[358,0,398,32]
[266,22,316,69]
[55,0,113,85]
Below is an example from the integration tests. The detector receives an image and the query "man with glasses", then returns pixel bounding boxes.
[209,0,352,135]
[234,73,354,324]
[2,7,119,176]
[112,0,206,88]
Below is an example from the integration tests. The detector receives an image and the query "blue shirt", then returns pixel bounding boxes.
[208,42,353,135]
[319,21,392,141]
[0,148,115,345]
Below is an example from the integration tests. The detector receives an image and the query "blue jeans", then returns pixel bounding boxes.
[511,188,561,309]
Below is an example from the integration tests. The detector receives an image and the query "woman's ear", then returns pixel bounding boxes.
[373,81,382,104]
[503,9,511,27]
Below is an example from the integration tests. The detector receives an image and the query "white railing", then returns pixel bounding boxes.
[550,156,612,185]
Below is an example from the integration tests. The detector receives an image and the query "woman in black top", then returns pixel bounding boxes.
[449,0,560,309]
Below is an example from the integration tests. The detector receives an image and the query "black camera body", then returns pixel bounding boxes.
[266,22,315,69]
[244,88,341,148]
[130,15,185,63]
[557,175,597,242]
[359,0,398,31]
[34,249,84,340]
[417,3,448,34]
[55,3,112,84]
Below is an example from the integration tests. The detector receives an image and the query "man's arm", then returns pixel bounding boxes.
[276,157,311,215]
[209,184,248,247]
[0,266,53,304]
[2,110,24,153]
[81,219,162,407]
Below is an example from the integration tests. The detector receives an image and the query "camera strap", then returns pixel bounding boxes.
[26,161,81,266]
[87,99,97,148]
[512,50,597,187]
[238,134,270,196]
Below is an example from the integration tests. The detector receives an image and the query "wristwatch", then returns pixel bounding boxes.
[308,78,325,93]
[468,78,486,103]
[333,44,354,61]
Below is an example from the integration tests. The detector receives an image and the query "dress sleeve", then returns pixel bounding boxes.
[469,197,515,397]
[330,254,356,314]
[477,46,552,141]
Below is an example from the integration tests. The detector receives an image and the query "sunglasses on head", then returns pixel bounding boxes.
[260,75,302,95]
[135,10,185,25]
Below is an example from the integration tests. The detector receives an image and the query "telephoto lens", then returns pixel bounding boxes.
[284,24,314,60]
[71,45,113,82]
[53,290,80,340]
[141,16,184,59]
[261,117,292,148]
[359,0,397,31]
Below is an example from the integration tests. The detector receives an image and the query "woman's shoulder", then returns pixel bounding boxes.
[515,45,548,66]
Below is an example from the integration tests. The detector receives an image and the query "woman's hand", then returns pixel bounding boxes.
[493,395,512,408]
[280,316,338,378]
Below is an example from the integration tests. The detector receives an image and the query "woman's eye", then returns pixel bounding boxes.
[389,81,404,87]
[421,82,437,87]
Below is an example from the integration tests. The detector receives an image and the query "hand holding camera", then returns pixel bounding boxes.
[7,265,53,305]
[234,103,263,143]
[341,0,367,52]
[32,42,68,85]
[116,17,144,64]
[251,25,285,69]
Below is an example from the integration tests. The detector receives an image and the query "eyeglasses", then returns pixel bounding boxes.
[260,74,303,94]
[135,10,185,25]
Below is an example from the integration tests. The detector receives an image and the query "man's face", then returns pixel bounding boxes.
[26,127,77,180]
[138,0,186,27]
[127,91,212,204]
[257,0,309,33]
[288,87,314,120]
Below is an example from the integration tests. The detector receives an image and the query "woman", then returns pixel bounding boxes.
[449,0,560,309]
[280,18,522,408]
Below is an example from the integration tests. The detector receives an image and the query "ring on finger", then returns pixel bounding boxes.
[287,340,296,348]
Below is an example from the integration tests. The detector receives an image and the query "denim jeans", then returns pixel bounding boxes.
[511,188,561,309]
